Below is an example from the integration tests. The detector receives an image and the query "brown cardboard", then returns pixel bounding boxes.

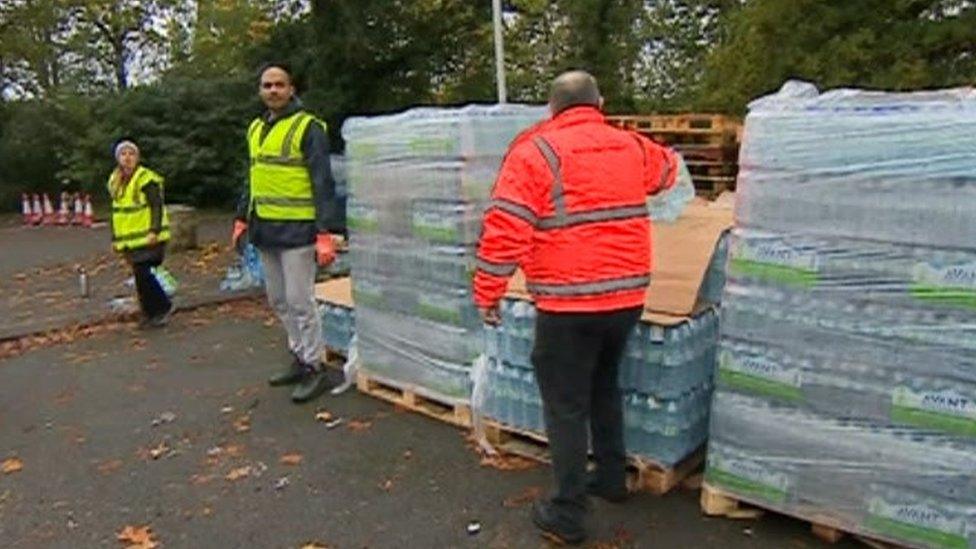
[506,200,733,326]
[315,277,354,308]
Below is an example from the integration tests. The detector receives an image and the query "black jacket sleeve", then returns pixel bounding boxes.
[302,120,336,234]
[142,182,163,233]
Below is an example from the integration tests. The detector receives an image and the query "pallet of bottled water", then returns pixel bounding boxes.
[342,105,547,404]
[705,81,976,549]
[479,299,720,468]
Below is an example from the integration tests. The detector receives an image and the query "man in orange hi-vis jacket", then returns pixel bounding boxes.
[473,70,678,545]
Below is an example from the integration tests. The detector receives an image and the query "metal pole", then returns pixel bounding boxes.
[492,0,507,104]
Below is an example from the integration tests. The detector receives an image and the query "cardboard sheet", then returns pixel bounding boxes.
[314,277,354,308]
[506,200,733,326]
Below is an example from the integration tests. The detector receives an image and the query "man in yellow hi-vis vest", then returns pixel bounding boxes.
[232,62,341,403]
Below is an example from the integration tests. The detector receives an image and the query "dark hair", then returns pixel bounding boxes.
[256,61,294,85]
[549,70,602,115]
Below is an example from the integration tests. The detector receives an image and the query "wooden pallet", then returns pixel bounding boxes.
[484,420,705,496]
[608,114,740,134]
[672,143,740,163]
[686,162,738,177]
[643,130,738,147]
[692,175,737,198]
[356,372,472,429]
[701,483,912,548]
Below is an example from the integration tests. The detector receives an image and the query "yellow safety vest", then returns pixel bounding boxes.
[248,110,323,221]
[108,166,170,251]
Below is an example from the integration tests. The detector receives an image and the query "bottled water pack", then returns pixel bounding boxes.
[707,81,976,549]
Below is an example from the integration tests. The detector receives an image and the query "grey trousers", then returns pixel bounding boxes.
[258,245,323,366]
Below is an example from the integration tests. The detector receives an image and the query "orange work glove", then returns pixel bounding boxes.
[316,232,336,266]
[231,220,247,249]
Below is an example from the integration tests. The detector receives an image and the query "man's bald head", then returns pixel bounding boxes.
[548,71,602,115]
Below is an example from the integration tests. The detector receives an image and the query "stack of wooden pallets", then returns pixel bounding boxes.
[607,114,742,198]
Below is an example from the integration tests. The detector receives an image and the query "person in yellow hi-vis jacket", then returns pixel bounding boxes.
[232,62,342,404]
[108,138,174,328]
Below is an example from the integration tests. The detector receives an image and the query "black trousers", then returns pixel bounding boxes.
[131,257,171,319]
[531,306,642,523]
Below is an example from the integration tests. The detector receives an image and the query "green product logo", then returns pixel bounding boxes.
[348,142,379,159]
[911,262,976,309]
[730,239,819,287]
[717,350,803,401]
[866,498,969,549]
[347,204,379,233]
[412,210,460,243]
[407,136,455,155]
[416,295,463,325]
[705,456,789,505]
[891,386,976,437]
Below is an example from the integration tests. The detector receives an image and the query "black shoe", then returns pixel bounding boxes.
[147,302,175,328]
[138,302,175,330]
[269,355,305,387]
[587,473,630,503]
[531,501,585,546]
[290,365,341,403]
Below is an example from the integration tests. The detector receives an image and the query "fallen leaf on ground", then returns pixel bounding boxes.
[479,453,539,471]
[116,524,158,548]
[97,459,124,475]
[225,466,251,481]
[502,486,542,508]
[148,442,170,460]
[54,389,76,405]
[313,409,334,422]
[233,415,251,433]
[151,412,176,427]
[346,419,372,433]
[189,474,213,485]
[2,458,23,474]
[279,453,303,466]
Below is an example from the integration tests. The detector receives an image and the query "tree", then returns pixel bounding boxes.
[60,74,258,207]
[260,0,495,145]
[560,0,645,112]
[697,0,976,113]
[504,0,573,104]
[70,0,191,91]
[0,0,75,97]
[637,0,736,112]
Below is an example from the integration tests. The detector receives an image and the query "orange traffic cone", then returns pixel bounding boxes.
[21,193,32,225]
[31,194,43,225]
[82,194,94,228]
[72,193,84,225]
[42,194,55,225]
[57,192,70,225]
